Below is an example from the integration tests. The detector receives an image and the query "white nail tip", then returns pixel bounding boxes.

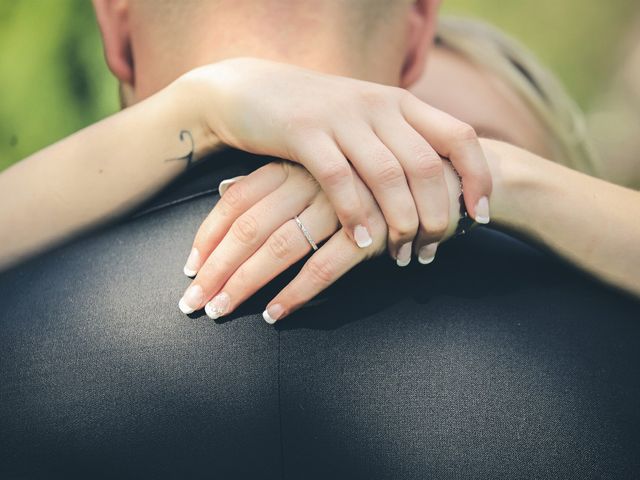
[183,266,197,278]
[205,303,222,320]
[262,309,277,325]
[204,292,230,320]
[474,196,490,224]
[354,225,373,248]
[396,258,411,267]
[218,176,245,196]
[418,255,436,265]
[178,298,195,315]
[357,237,373,248]
[418,243,438,265]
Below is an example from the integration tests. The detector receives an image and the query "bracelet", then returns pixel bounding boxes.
[449,162,475,237]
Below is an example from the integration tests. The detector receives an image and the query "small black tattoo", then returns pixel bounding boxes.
[165,130,195,168]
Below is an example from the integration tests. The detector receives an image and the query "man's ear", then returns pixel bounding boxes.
[400,0,441,88]
[92,0,134,86]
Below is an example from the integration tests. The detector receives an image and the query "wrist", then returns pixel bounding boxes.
[479,138,550,234]
[171,68,224,158]
[178,58,262,153]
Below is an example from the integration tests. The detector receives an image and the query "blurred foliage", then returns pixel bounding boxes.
[0,0,636,171]
[0,1,117,171]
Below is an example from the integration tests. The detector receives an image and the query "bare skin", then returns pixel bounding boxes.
[183,139,640,323]
[0,0,637,323]
[414,45,555,159]
[1,0,499,269]
[588,15,640,188]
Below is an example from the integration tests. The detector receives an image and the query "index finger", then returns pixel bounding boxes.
[401,93,492,224]
[289,133,375,249]
[184,162,288,277]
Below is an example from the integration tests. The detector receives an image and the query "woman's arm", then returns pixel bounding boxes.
[179,139,640,323]
[485,138,640,297]
[0,57,494,271]
[0,79,220,270]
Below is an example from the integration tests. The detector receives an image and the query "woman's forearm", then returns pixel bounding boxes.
[483,138,640,297]
[0,78,221,270]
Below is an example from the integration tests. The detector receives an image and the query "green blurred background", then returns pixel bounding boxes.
[0,1,636,171]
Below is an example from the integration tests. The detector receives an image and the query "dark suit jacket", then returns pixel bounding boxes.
[1,151,639,479]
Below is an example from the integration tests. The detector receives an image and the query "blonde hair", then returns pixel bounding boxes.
[437,17,600,175]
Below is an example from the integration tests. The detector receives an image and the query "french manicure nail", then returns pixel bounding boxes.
[475,196,490,224]
[262,304,284,324]
[178,284,204,314]
[183,248,200,277]
[396,242,412,267]
[205,292,230,319]
[354,224,373,248]
[418,242,438,265]
[218,176,245,196]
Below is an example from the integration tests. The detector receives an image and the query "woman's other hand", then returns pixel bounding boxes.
[178,161,462,323]
[181,57,490,264]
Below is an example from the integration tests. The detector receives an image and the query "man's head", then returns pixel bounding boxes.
[93,0,441,104]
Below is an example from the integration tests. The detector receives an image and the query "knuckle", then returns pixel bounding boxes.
[411,151,444,179]
[319,160,350,186]
[397,87,413,100]
[304,258,335,286]
[359,88,389,110]
[268,230,294,260]
[451,122,478,144]
[391,86,409,98]
[398,89,418,109]
[283,110,319,135]
[231,213,259,245]
[423,216,448,239]
[374,157,405,187]
[219,182,246,216]
[389,220,419,243]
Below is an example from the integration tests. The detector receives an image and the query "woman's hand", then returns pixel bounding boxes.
[178,160,462,323]
[181,57,491,264]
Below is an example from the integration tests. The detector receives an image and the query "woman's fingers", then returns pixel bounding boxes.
[178,168,318,314]
[262,227,366,323]
[401,92,492,223]
[335,126,419,263]
[218,175,246,196]
[183,162,288,277]
[289,132,374,249]
[203,195,339,319]
[374,115,449,265]
[262,167,386,323]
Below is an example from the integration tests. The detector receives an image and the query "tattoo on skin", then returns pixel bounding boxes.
[165,130,195,168]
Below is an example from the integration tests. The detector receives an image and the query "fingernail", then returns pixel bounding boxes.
[263,304,284,324]
[205,292,230,319]
[178,284,204,314]
[354,224,373,248]
[183,248,200,277]
[418,242,438,265]
[396,242,412,267]
[218,176,244,196]
[475,196,490,224]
